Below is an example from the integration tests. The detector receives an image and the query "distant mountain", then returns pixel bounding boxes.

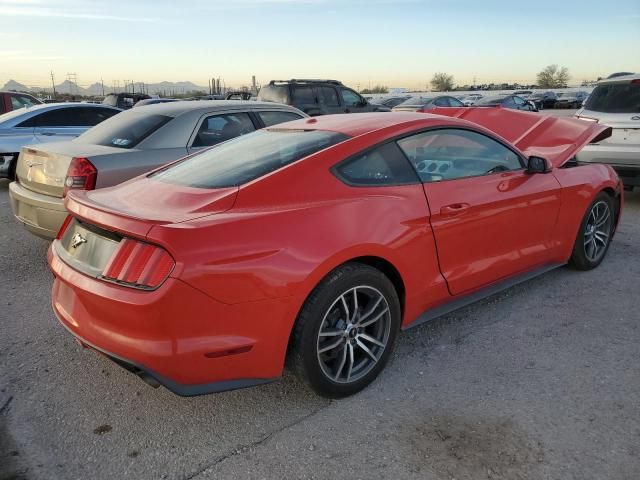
[2,79,33,93]
[2,79,209,97]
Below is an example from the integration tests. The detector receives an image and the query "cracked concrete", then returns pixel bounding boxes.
[1,182,639,480]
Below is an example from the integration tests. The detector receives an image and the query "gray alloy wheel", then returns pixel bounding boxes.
[316,286,391,384]
[583,200,612,263]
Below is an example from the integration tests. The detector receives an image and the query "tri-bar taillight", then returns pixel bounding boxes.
[64,157,97,197]
[102,238,175,289]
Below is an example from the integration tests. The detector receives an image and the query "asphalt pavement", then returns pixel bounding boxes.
[1,115,638,479]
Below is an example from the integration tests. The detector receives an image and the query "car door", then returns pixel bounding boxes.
[32,107,89,141]
[512,96,528,110]
[292,85,321,115]
[340,88,369,113]
[317,86,342,114]
[187,111,257,154]
[397,128,562,295]
[501,96,517,110]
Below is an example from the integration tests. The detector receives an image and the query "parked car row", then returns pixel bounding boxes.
[1,71,633,399]
[9,101,306,238]
[0,103,121,179]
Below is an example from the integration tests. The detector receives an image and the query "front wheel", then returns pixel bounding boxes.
[570,192,615,270]
[290,263,401,398]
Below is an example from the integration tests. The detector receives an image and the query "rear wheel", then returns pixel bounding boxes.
[291,263,401,398]
[570,192,615,270]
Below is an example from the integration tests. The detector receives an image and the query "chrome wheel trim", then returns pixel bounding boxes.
[583,200,612,263]
[316,286,391,384]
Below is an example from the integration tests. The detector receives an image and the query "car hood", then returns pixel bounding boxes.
[65,177,239,237]
[431,107,612,168]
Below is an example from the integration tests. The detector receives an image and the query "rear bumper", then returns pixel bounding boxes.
[577,145,640,187]
[48,242,293,396]
[9,181,67,239]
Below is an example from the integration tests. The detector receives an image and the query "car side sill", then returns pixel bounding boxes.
[403,263,565,331]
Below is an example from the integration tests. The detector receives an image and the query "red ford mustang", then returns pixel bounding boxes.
[48,109,622,397]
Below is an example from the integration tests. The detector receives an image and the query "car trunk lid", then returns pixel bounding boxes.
[576,110,640,147]
[431,107,612,168]
[15,142,132,198]
[65,177,239,238]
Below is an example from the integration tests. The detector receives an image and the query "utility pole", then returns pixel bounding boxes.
[50,71,57,99]
[101,78,105,96]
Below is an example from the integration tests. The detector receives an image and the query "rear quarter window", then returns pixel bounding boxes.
[258,85,290,104]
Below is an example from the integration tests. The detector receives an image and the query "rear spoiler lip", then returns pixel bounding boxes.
[589,126,613,144]
[429,107,612,168]
[64,191,159,240]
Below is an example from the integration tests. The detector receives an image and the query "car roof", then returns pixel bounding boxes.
[131,100,300,117]
[598,73,640,84]
[272,112,471,137]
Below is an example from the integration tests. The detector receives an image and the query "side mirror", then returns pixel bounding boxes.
[359,99,368,107]
[526,156,551,174]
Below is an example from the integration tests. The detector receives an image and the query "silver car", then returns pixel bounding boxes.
[0,103,121,179]
[575,74,640,190]
[9,101,307,238]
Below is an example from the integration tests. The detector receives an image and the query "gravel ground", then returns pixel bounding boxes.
[1,165,639,478]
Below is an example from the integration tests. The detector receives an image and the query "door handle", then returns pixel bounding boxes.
[440,203,471,216]
[40,131,56,136]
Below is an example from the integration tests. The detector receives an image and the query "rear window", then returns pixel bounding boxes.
[74,112,171,149]
[258,84,290,104]
[102,95,118,107]
[585,82,640,113]
[151,129,349,188]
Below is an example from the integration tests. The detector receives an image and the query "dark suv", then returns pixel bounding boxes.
[258,79,390,116]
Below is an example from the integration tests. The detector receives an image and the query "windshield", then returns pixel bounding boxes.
[151,129,349,189]
[584,82,640,113]
[74,112,171,149]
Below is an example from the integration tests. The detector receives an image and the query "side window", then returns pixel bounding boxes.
[502,96,516,108]
[293,86,316,104]
[397,129,523,183]
[433,97,450,107]
[513,96,525,106]
[79,107,120,126]
[447,97,464,107]
[257,111,303,127]
[334,142,418,186]
[340,88,362,107]
[33,108,83,127]
[11,95,37,110]
[192,112,255,147]
[318,87,339,107]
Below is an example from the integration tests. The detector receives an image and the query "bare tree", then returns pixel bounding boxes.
[361,85,388,94]
[430,72,455,91]
[537,65,570,88]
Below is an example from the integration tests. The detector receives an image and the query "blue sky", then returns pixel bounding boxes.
[1,0,639,90]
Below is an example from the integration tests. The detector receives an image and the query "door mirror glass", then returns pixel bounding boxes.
[526,156,550,174]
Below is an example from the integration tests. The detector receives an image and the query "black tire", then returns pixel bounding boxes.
[290,262,401,398]
[569,192,615,270]
[7,153,18,181]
